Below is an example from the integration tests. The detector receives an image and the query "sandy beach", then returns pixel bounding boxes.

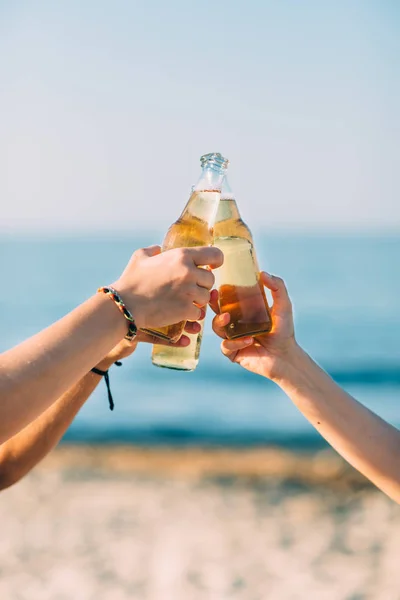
[0,446,399,600]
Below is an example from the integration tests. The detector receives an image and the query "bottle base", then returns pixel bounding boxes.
[140,328,176,342]
[152,357,198,372]
[152,362,195,372]
[224,325,272,340]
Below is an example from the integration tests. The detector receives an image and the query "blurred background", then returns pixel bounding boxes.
[0,2,400,599]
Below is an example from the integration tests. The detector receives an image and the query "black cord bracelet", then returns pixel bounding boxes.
[91,361,122,411]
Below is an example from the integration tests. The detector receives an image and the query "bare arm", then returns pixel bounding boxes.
[0,320,202,491]
[276,344,400,502]
[0,368,103,491]
[212,274,400,503]
[0,245,223,444]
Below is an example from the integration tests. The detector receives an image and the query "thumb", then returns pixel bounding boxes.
[141,245,162,258]
[261,272,292,315]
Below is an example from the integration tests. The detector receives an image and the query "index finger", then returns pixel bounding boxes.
[188,246,224,269]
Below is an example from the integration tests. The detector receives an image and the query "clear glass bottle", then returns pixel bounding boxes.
[150,191,206,372]
[144,153,229,367]
[213,176,272,340]
[151,319,206,371]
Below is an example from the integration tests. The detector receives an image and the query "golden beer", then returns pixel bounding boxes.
[213,189,272,340]
[149,153,229,369]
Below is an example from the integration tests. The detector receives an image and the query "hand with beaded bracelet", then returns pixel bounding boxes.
[0,243,223,445]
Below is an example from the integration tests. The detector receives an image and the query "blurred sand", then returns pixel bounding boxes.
[0,446,399,600]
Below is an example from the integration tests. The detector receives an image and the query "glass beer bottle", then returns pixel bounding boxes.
[151,188,208,372]
[143,152,229,359]
[213,176,273,340]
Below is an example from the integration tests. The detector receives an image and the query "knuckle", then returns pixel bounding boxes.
[279,279,289,294]
[132,248,144,260]
[177,265,192,282]
[187,284,199,299]
[199,271,212,288]
[206,271,215,287]
[172,247,185,263]
[213,247,223,259]
[211,247,223,264]
[180,247,193,263]
[197,269,214,289]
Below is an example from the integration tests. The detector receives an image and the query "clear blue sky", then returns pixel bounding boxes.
[1,1,399,233]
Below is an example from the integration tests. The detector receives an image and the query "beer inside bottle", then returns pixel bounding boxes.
[151,317,205,371]
[213,181,272,340]
[142,152,228,348]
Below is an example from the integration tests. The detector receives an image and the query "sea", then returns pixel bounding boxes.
[1,232,399,448]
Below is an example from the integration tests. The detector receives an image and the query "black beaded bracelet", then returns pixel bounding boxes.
[91,361,122,411]
[98,286,137,342]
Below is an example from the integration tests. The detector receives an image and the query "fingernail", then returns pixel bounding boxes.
[243,337,253,344]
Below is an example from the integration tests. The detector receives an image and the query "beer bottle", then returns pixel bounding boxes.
[151,182,207,371]
[213,175,272,339]
[144,152,229,360]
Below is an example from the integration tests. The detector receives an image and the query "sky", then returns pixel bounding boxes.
[0,1,399,234]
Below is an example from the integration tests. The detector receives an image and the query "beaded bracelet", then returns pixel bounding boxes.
[97,286,137,341]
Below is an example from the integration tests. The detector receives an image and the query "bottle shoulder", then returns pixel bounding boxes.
[163,216,213,249]
[213,218,253,243]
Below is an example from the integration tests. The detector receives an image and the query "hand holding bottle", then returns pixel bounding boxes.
[113,245,223,330]
[212,275,400,505]
[211,272,296,382]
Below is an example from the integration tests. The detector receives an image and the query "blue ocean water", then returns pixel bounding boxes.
[1,232,399,446]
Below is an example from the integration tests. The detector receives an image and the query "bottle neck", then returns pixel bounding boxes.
[194,166,225,193]
[180,155,228,226]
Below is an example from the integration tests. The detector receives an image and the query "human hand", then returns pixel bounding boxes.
[211,273,297,381]
[94,318,203,371]
[113,246,223,330]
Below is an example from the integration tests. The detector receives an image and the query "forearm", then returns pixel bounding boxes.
[0,293,126,443]
[275,345,400,503]
[0,370,107,490]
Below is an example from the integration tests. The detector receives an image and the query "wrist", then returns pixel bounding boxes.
[93,291,128,338]
[93,358,114,372]
[110,280,146,330]
[270,342,309,388]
